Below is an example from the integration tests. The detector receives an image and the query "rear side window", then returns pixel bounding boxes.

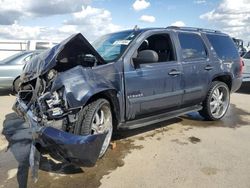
[206,34,239,60]
[178,33,207,60]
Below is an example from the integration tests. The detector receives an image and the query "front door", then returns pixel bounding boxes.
[124,33,183,120]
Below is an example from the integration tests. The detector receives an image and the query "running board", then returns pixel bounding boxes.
[118,105,202,130]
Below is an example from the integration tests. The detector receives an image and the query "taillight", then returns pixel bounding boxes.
[240,57,244,76]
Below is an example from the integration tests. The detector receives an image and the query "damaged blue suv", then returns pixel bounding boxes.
[13,26,243,167]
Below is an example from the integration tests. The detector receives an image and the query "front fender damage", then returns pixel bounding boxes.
[51,65,116,108]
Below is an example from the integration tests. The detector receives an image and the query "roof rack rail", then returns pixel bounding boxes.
[166,26,221,33]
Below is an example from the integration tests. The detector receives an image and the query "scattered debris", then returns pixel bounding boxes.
[110,142,116,150]
[188,136,201,144]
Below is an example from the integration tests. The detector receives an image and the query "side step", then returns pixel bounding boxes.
[118,105,202,130]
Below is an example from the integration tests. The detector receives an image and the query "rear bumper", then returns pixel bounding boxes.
[12,98,106,167]
[231,76,243,93]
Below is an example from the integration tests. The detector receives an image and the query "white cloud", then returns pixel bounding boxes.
[200,0,250,41]
[0,6,122,42]
[139,15,155,23]
[0,24,76,41]
[0,0,91,25]
[170,21,186,27]
[194,0,206,4]
[132,0,150,11]
[64,6,122,40]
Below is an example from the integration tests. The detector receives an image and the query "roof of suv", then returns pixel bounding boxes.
[116,26,227,36]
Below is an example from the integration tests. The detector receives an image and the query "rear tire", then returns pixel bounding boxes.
[199,81,230,121]
[74,99,113,158]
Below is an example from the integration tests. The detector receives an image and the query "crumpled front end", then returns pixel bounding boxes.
[36,126,107,167]
[10,33,115,175]
[13,97,107,168]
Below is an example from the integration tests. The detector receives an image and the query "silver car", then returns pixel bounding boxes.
[242,51,250,82]
[0,51,40,90]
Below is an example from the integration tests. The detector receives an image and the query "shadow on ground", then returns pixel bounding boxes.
[237,82,250,94]
[180,104,250,128]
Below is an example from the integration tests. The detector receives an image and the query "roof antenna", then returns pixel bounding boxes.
[133,25,139,31]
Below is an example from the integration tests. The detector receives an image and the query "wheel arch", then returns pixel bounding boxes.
[86,89,120,130]
[212,74,232,91]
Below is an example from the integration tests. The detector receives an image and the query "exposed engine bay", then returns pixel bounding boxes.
[17,69,74,132]
[16,33,106,133]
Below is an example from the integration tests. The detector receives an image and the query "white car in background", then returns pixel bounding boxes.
[0,51,41,91]
[242,51,250,82]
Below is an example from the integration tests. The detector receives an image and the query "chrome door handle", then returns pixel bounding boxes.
[205,65,213,71]
[168,70,182,76]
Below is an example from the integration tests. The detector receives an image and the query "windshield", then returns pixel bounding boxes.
[92,31,140,62]
[0,52,31,64]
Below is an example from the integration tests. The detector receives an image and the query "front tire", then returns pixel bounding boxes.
[199,81,230,121]
[74,99,113,158]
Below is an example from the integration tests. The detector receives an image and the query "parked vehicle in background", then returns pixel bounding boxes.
[0,51,41,91]
[242,51,250,82]
[0,40,58,60]
[13,27,242,172]
[232,38,247,56]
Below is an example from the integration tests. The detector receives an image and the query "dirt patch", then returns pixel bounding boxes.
[156,137,161,141]
[28,139,143,188]
[188,136,201,144]
[171,139,188,145]
[183,127,193,131]
[138,136,145,141]
[201,167,218,175]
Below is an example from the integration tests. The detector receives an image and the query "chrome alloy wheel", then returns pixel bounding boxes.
[209,85,230,119]
[91,103,113,157]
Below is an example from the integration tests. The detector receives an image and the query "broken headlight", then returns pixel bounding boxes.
[47,69,57,80]
[38,90,65,119]
[46,91,61,108]
[46,91,64,118]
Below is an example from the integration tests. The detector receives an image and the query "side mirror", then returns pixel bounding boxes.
[133,50,158,68]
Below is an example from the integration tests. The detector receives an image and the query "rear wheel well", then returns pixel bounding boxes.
[212,75,232,91]
[86,90,120,130]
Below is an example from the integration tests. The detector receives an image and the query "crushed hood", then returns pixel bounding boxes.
[20,33,105,83]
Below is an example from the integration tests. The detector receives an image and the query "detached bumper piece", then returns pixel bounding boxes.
[13,98,107,171]
[35,127,107,167]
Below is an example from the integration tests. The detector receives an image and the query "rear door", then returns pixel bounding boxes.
[177,32,211,106]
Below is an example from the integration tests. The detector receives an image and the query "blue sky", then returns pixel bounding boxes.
[0,0,249,42]
[20,0,218,28]
[93,0,218,28]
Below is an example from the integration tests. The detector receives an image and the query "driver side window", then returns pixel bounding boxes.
[136,33,176,63]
